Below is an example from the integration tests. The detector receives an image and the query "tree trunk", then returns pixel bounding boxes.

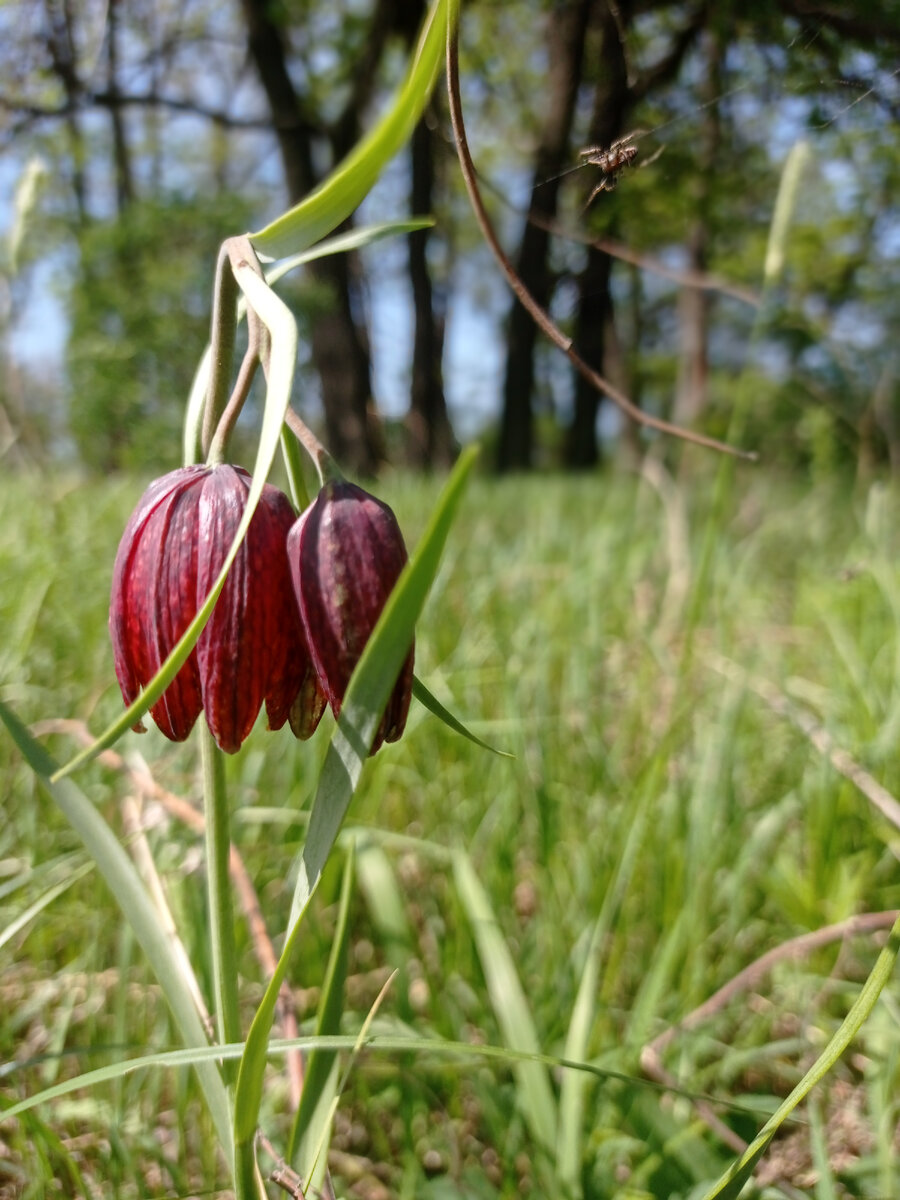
[239,0,379,475]
[406,112,457,469]
[673,28,723,428]
[43,0,90,222]
[106,0,135,213]
[565,3,630,469]
[496,0,592,472]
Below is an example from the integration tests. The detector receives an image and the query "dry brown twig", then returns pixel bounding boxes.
[444,22,757,462]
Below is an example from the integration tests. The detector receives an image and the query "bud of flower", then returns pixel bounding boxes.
[287,480,413,755]
[109,464,324,753]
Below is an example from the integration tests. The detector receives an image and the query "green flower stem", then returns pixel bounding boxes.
[202,242,240,459]
[200,720,257,1193]
[200,720,242,1060]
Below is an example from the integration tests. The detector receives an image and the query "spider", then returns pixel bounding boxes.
[578,133,641,205]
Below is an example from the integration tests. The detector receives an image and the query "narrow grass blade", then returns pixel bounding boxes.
[232,446,478,1166]
[288,846,356,1183]
[0,701,233,1163]
[0,861,93,953]
[557,788,650,1194]
[356,839,413,961]
[52,264,298,779]
[453,848,557,1154]
[412,675,512,756]
[249,0,449,259]
[3,1030,701,1125]
[304,970,398,1186]
[264,219,434,280]
[701,910,900,1199]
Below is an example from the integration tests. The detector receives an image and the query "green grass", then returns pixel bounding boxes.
[1,461,899,1198]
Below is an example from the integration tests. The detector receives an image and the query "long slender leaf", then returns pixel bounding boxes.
[288,846,356,1183]
[5,1031,689,1124]
[557,786,651,1194]
[249,0,449,259]
[453,847,558,1154]
[701,910,900,1199]
[412,675,512,756]
[232,446,478,1159]
[0,701,233,1164]
[264,219,434,282]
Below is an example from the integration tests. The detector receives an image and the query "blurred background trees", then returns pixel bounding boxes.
[0,0,897,476]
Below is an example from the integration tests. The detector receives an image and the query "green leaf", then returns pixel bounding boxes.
[453,847,558,1155]
[700,910,900,1199]
[557,787,651,1195]
[0,700,233,1163]
[412,675,513,757]
[232,445,478,1156]
[264,219,435,282]
[52,264,299,780]
[0,861,94,953]
[248,0,450,259]
[6,1023,749,1128]
[288,845,356,1184]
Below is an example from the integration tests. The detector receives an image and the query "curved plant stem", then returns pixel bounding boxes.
[203,242,240,458]
[204,236,270,464]
[285,406,342,486]
[444,17,755,462]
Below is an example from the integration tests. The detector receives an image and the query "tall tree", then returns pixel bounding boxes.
[496,0,593,472]
[406,107,457,468]
[672,25,722,428]
[238,0,380,475]
[564,0,630,469]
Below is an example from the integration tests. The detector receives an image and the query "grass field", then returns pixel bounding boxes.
[1,459,898,1199]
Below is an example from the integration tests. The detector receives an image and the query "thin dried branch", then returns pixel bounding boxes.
[0,88,279,130]
[523,208,760,308]
[444,21,756,462]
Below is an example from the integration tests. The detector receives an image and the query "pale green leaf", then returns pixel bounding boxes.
[453,847,558,1154]
[0,700,233,1163]
[248,0,449,259]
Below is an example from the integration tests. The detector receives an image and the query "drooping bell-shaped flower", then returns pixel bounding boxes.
[287,479,413,755]
[110,464,325,753]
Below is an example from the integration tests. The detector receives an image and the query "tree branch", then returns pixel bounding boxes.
[445,17,756,462]
[631,3,710,103]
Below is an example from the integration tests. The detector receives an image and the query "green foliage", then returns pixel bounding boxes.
[65,194,251,473]
[2,465,899,1195]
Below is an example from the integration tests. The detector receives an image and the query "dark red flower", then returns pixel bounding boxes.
[110,464,325,753]
[287,480,413,755]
